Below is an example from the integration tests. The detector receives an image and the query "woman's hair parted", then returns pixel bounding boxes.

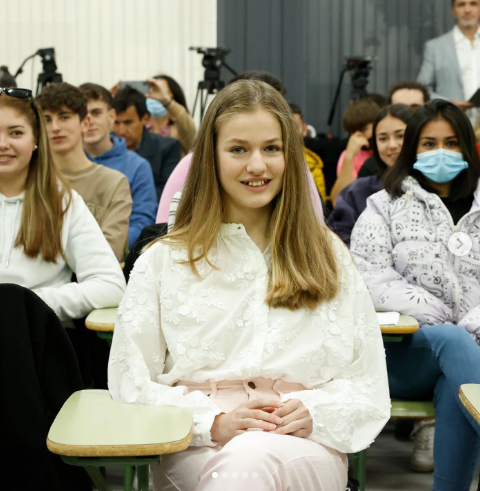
[0,93,71,262]
[154,79,340,310]
[384,99,480,200]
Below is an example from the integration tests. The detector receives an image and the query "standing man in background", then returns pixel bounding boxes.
[417,0,480,126]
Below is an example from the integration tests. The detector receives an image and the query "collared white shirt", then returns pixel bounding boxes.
[108,225,390,452]
[453,25,480,126]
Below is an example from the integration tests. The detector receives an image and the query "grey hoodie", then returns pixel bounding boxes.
[351,176,480,344]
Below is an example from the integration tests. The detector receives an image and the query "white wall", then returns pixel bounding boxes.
[0,0,217,114]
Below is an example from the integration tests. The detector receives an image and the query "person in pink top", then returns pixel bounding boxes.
[156,152,325,224]
[157,69,325,225]
[330,98,380,205]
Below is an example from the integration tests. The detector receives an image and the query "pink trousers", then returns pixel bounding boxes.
[152,378,348,491]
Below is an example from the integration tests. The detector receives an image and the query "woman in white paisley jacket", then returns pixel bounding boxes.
[108,80,390,491]
[351,100,480,491]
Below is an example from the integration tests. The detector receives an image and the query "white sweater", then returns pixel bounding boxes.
[0,189,126,322]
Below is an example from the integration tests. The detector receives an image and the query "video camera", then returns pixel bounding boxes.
[190,47,237,120]
[345,57,372,99]
[189,47,232,81]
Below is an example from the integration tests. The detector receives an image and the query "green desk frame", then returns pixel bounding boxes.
[47,390,193,491]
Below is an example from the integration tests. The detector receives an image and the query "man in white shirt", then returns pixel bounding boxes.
[418,0,480,126]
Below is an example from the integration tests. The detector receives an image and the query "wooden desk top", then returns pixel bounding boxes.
[85,308,419,336]
[459,384,480,425]
[47,390,193,457]
[380,314,419,335]
[85,308,117,332]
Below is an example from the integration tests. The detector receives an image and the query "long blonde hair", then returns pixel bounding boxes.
[157,79,339,310]
[0,93,71,262]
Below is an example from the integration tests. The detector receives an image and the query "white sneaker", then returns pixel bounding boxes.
[410,419,435,472]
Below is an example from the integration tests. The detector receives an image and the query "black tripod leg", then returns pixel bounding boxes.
[327,68,348,127]
[192,86,201,119]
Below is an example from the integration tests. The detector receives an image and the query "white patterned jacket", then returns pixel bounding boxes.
[108,226,390,452]
[351,176,480,344]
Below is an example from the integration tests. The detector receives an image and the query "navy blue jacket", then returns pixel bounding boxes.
[328,175,383,247]
[88,136,157,248]
[136,128,182,202]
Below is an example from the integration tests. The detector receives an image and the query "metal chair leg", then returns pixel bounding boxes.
[352,450,367,491]
[84,466,112,491]
[124,465,134,491]
[136,465,150,491]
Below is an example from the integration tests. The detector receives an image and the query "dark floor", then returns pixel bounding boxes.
[98,421,480,490]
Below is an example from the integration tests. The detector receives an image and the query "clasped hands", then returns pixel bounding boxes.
[211,398,313,445]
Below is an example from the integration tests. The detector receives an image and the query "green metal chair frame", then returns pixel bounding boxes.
[350,333,436,491]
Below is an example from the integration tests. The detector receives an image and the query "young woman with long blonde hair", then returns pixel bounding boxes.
[0,88,125,323]
[108,80,390,491]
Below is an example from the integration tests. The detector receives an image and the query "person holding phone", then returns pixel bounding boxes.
[146,75,196,157]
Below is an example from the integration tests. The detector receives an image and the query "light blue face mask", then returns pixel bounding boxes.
[146,98,168,118]
[413,148,468,184]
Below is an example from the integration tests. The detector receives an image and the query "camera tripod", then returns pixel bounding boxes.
[190,47,237,121]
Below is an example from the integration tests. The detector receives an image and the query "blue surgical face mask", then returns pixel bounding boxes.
[146,98,168,119]
[413,148,468,184]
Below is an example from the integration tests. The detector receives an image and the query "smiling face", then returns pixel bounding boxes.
[43,106,88,155]
[417,117,460,155]
[216,108,285,220]
[0,106,36,187]
[376,115,407,167]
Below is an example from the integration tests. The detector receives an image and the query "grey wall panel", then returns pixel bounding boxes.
[217,0,453,136]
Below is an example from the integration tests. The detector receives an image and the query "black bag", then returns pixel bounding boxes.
[346,477,360,491]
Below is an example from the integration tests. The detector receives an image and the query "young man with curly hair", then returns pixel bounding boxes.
[37,82,132,262]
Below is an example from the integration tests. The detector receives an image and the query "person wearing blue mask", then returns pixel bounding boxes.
[146,75,196,157]
[350,99,480,490]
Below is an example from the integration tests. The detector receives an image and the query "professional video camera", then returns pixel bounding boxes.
[190,46,237,120]
[327,56,373,127]
[345,57,372,100]
[14,47,62,95]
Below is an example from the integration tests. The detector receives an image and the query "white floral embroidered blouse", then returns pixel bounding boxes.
[108,224,390,453]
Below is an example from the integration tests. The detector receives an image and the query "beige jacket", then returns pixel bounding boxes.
[62,163,132,261]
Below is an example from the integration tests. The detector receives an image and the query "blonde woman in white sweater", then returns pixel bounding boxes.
[109,80,390,491]
[0,88,125,323]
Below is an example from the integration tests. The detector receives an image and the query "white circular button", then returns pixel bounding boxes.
[448,232,472,257]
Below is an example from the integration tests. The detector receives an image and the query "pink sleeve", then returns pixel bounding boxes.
[156,154,193,223]
[307,167,325,224]
[353,150,370,177]
[336,150,346,176]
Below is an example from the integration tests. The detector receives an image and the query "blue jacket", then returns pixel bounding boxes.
[88,136,157,249]
[328,175,383,248]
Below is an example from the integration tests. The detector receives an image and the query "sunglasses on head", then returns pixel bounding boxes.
[0,87,33,99]
[0,87,40,119]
